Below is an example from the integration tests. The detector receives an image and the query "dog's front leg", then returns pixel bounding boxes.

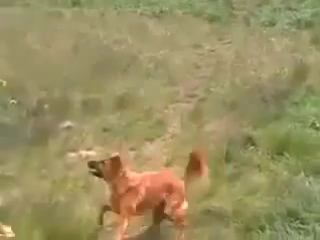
[116,216,129,240]
[98,204,113,226]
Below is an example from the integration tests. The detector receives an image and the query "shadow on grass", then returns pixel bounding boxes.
[126,225,165,240]
[97,224,171,240]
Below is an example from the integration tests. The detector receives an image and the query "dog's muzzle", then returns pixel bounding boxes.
[87,160,104,178]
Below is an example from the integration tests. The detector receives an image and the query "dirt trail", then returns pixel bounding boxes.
[140,78,207,169]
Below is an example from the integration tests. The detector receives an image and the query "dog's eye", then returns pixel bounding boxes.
[100,160,107,165]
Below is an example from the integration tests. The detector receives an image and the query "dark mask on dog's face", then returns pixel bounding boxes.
[87,160,105,179]
[87,154,123,182]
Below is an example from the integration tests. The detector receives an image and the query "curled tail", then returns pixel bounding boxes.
[184,148,209,188]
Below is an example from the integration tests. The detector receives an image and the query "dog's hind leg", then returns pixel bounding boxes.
[152,201,174,226]
[171,200,188,240]
[153,201,166,225]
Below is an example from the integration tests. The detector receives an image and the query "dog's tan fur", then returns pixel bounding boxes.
[184,149,209,185]
[87,149,209,240]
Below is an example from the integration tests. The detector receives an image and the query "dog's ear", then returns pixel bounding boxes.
[109,153,123,173]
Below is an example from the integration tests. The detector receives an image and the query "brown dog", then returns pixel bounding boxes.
[87,149,209,240]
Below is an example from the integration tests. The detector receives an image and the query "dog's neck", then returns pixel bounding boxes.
[108,169,135,195]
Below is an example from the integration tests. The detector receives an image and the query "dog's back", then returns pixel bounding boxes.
[129,169,186,215]
[132,147,209,214]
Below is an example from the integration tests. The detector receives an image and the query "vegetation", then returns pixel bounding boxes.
[0,0,320,240]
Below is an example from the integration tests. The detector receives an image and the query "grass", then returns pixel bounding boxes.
[2,0,320,29]
[0,1,320,240]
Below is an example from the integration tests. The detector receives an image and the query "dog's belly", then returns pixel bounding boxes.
[109,188,166,216]
[134,191,186,216]
[134,197,164,215]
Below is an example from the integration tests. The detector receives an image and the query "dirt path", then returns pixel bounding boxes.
[139,78,207,169]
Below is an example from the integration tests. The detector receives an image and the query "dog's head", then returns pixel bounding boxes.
[87,153,124,182]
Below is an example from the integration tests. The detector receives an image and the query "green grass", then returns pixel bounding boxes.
[1,1,320,240]
[2,0,320,29]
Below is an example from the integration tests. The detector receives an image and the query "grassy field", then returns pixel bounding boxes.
[0,1,320,240]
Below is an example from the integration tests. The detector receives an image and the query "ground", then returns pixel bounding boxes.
[0,1,320,240]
